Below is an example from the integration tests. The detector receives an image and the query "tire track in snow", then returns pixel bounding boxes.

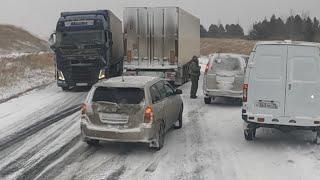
[0,104,80,152]
[16,134,81,180]
[0,116,77,177]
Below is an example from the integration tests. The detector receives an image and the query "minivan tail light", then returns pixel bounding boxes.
[243,84,248,102]
[144,106,154,123]
[81,103,87,115]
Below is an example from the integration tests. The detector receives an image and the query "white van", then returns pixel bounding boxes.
[242,41,320,142]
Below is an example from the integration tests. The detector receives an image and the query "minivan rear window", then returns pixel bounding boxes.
[92,87,144,104]
[212,57,241,72]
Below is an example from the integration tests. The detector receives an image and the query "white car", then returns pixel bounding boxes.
[242,41,320,142]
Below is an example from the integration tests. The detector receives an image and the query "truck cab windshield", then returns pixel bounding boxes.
[56,30,105,46]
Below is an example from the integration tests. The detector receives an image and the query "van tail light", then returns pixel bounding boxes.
[144,106,154,123]
[243,84,248,102]
[81,103,87,115]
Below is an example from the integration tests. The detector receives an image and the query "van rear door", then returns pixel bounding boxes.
[248,45,287,116]
[285,45,320,118]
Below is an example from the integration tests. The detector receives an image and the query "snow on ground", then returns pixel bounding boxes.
[0,75,320,180]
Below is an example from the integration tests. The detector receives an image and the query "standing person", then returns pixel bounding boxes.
[189,56,201,99]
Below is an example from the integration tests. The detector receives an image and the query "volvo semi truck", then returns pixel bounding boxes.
[123,7,200,85]
[50,10,123,90]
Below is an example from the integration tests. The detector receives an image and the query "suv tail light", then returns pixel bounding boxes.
[144,106,154,123]
[243,84,248,102]
[81,103,87,115]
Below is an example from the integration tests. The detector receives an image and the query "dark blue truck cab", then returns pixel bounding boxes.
[50,10,123,90]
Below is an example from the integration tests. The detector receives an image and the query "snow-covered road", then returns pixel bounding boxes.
[1,78,320,180]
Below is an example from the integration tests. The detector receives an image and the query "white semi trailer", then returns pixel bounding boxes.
[123,7,200,85]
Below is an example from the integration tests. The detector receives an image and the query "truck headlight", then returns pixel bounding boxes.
[99,69,106,79]
[57,70,65,81]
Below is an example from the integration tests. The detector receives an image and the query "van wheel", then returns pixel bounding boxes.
[204,97,211,104]
[154,122,165,151]
[244,128,256,141]
[174,108,183,129]
[86,139,100,146]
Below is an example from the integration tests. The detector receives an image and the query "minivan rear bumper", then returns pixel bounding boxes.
[80,121,156,143]
[243,112,320,128]
[204,89,242,98]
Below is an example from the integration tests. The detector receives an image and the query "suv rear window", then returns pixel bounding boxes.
[212,56,241,72]
[92,87,144,104]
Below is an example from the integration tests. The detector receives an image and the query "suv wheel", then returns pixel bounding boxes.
[204,97,211,104]
[244,128,256,141]
[174,108,183,129]
[86,139,100,146]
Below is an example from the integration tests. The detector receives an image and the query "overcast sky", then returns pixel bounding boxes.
[0,0,319,39]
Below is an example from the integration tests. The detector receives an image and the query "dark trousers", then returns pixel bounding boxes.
[190,77,199,97]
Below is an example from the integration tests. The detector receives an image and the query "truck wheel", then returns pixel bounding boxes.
[244,128,256,141]
[174,108,183,129]
[204,97,211,104]
[86,139,100,146]
[61,86,69,91]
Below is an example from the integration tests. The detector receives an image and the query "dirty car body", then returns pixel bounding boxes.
[203,53,247,103]
[80,76,183,149]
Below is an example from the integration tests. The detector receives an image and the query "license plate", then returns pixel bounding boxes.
[256,101,279,109]
[76,83,88,86]
[99,113,129,124]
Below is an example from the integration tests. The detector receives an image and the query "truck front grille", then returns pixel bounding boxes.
[70,67,95,83]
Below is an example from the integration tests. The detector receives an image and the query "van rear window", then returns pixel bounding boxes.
[92,87,144,104]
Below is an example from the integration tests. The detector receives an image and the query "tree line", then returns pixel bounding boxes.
[201,14,320,42]
[201,23,244,38]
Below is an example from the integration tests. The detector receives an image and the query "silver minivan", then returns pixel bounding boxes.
[203,53,247,104]
[242,41,320,142]
[80,76,183,150]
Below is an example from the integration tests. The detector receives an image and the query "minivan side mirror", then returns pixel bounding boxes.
[175,89,183,95]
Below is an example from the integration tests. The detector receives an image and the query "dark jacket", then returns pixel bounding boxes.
[189,61,201,78]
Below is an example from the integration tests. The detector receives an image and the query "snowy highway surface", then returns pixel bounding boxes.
[1,78,320,180]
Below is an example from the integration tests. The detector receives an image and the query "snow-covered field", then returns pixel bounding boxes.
[0,76,320,180]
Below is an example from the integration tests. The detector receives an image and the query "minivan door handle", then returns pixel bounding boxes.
[288,83,292,90]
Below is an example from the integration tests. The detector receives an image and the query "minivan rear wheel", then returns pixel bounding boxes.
[86,139,100,146]
[154,122,165,151]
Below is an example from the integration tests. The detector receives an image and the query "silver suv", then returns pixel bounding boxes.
[80,76,183,150]
[203,53,247,104]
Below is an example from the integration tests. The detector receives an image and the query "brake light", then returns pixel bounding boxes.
[243,84,248,102]
[144,106,154,123]
[81,103,87,115]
